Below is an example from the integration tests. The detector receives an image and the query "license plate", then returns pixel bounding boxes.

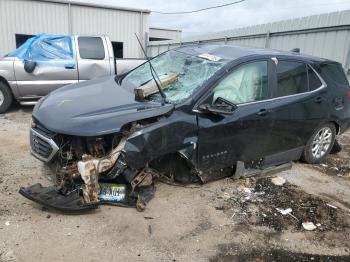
[98,183,126,202]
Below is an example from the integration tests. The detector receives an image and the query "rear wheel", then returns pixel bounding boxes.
[302,123,336,164]
[0,82,13,114]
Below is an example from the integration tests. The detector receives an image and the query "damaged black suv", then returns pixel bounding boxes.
[21,45,350,212]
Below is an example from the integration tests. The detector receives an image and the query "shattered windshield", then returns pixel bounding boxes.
[121,50,227,104]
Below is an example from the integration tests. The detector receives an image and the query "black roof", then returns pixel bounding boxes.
[175,44,328,63]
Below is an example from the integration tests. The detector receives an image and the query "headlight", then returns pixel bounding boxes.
[30,118,36,128]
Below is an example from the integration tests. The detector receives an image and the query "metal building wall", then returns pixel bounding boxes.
[71,5,149,58]
[0,0,69,56]
[149,27,182,41]
[147,10,350,70]
[0,0,150,58]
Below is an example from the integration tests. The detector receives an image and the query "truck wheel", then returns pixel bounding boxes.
[0,81,13,114]
[302,123,336,164]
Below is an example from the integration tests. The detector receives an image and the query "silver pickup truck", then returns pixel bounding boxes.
[0,34,145,113]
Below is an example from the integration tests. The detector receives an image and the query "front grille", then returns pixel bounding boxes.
[30,127,59,162]
[35,123,56,138]
[30,131,53,158]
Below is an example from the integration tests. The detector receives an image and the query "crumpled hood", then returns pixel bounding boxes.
[33,76,174,136]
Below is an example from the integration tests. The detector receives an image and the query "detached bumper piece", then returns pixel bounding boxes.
[19,183,139,212]
[19,184,97,212]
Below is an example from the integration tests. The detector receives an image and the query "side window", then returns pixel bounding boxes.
[78,37,105,60]
[213,61,268,104]
[308,66,322,91]
[275,61,308,98]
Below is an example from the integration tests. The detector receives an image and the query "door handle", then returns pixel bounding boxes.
[65,64,76,69]
[257,109,268,116]
[314,96,324,104]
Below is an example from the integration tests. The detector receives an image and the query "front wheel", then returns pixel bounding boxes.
[302,123,336,164]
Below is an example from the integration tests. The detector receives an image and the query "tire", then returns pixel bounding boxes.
[0,81,13,114]
[329,139,342,154]
[302,123,336,164]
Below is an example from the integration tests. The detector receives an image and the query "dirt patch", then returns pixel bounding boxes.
[210,245,350,262]
[217,177,350,232]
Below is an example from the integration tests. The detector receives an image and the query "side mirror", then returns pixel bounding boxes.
[24,60,37,73]
[199,100,236,115]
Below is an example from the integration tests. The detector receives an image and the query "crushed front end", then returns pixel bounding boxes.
[21,118,159,212]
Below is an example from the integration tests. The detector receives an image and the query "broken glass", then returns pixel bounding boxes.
[122,50,227,104]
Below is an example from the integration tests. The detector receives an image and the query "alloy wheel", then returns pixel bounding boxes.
[311,127,332,159]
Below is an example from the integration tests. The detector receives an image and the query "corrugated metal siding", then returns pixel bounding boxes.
[71,5,149,58]
[0,0,149,58]
[0,0,69,56]
[149,28,181,41]
[147,10,350,71]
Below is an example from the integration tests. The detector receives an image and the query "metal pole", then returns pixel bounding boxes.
[140,11,144,58]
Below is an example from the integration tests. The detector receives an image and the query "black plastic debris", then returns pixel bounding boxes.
[19,183,97,212]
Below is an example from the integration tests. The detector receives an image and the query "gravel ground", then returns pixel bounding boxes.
[0,106,350,262]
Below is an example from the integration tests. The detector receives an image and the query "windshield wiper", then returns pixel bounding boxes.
[135,33,167,105]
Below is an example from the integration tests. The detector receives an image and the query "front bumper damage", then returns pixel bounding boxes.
[19,184,98,211]
[22,123,161,212]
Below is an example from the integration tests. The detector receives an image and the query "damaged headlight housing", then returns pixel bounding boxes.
[30,118,36,128]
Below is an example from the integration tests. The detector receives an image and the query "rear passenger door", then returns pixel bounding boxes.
[75,36,113,81]
[268,58,329,155]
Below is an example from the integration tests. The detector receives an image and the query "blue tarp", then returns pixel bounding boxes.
[8,33,74,61]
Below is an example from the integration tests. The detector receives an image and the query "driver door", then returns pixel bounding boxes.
[14,35,78,98]
[196,59,276,171]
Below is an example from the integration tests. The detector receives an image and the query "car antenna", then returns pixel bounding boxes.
[135,33,166,105]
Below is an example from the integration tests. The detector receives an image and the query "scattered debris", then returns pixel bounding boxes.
[144,216,154,220]
[240,187,254,194]
[276,208,292,215]
[271,176,286,186]
[326,203,337,209]
[4,221,10,226]
[217,177,349,232]
[302,221,317,231]
[66,232,72,236]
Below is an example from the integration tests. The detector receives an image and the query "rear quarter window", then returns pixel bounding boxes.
[318,62,349,86]
[78,37,105,60]
[275,61,308,98]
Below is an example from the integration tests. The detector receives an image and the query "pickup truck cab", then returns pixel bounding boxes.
[0,33,145,113]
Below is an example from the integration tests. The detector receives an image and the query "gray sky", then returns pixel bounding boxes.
[73,0,350,36]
